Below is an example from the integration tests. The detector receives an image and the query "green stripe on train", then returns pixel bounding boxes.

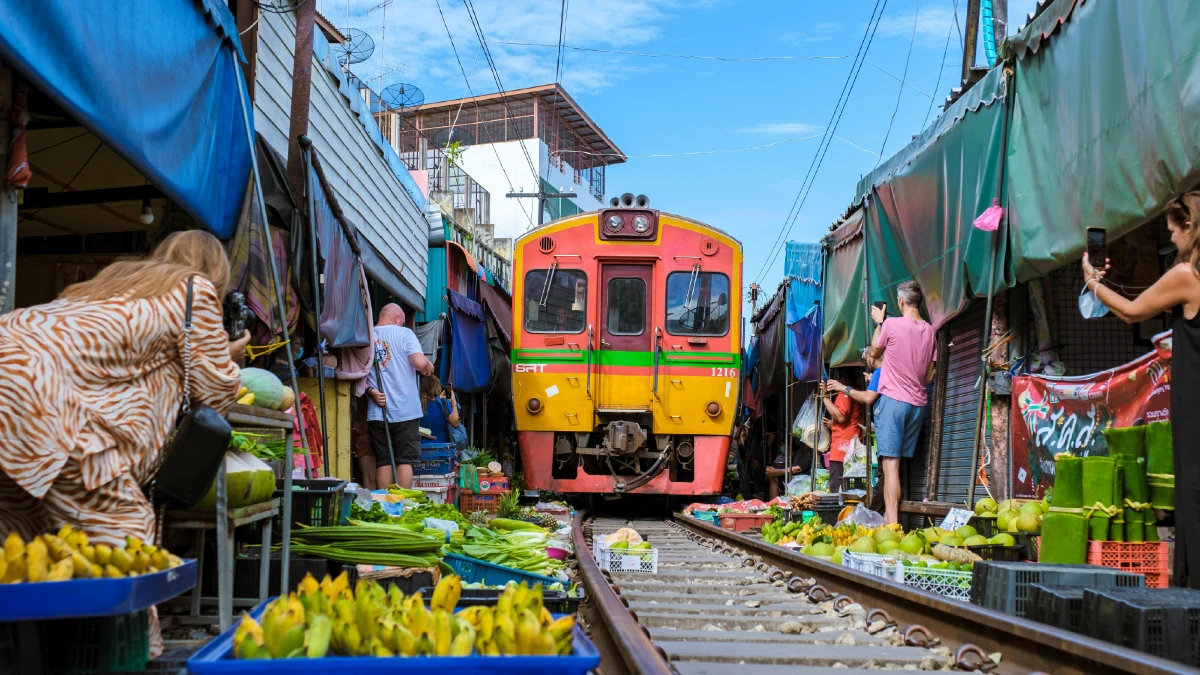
[512,349,741,368]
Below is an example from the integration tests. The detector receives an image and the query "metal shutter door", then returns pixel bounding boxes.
[937,301,987,504]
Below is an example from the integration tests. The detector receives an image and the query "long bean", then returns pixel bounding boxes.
[287,544,439,568]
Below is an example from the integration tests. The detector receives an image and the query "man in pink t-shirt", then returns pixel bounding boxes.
[867,280,937,524]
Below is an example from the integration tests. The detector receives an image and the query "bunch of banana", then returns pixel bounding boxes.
[233,594,332,659]
[455,582,574,656]
[1,527,183,583]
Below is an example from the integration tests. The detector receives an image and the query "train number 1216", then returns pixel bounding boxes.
[711,367,738,378]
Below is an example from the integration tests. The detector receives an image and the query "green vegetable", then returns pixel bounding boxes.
[490,518,544,532]
[444,526,563,576]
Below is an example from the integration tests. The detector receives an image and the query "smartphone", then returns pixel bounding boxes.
[1086,227,1106,265]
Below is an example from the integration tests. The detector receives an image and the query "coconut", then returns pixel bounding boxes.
[234,450,278,505]
[193,452,275,510]
[974,498,998,516]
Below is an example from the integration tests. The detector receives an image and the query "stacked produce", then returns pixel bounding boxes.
[1104,425,1154,542]
[1144,421,1174,511]
[977,497,1046,534]
[1082,457,1117,540]
[231,573,576,659]
[1042,453,1088,563]
[288,522,445,569]
[444,522,565,578]
[2,527,184,582]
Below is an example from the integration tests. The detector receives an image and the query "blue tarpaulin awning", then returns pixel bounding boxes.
[0,0,252,238]
[445,289,491,393]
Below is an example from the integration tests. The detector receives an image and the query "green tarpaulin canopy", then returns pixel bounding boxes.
[822,210,867,367]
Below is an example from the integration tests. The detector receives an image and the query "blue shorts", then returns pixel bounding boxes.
[875,395,925,459]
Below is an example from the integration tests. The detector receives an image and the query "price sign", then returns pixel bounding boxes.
[939,508,974,531]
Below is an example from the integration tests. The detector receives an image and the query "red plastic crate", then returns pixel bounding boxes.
[459,491,503,514]
[718,513,774,532]
[1087,541,1169,586]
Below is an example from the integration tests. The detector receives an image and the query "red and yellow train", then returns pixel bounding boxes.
[511,194,742,495]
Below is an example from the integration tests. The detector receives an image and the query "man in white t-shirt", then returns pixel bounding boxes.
[364,304,435,488]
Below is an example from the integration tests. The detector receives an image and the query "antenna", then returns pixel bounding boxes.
[333,28,374,65]
[380,83,425,110]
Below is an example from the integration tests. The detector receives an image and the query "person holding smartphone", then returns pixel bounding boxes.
[1083,191,1200,589]
[819,370,862,494]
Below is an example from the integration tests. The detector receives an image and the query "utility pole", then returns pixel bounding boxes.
[506,189,577,227]
[285,0,318,199]
[961,0,982,88]
[991,0,1008,63]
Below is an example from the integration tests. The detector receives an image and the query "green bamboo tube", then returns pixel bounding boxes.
[1145,421,1175,510]
[1111,464,1125,542]
[1040,513,1089,564]
[1051,455,1084,510]
[1082,457,1115,541]
[1119,457,1149,544]
[1104,425,1146,460]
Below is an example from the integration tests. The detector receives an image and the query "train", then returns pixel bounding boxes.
[511,194,743,495]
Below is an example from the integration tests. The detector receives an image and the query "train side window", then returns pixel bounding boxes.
[524,268,587,333]
[606,277,646,335]
[665,271,730,336]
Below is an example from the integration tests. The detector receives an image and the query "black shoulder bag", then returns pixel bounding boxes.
[154,277,233,509]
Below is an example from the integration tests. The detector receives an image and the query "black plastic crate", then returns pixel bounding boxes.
[273,478,347,532]
[1028,584,1086,632]
[1083,587,1200,666]
[42,610,150,674]
[233,552,334,597]
[971,562,1144,618]
[967,544,1022,562]
[415,586,584,614]
[342,564,435,595]
[974,517,997,539]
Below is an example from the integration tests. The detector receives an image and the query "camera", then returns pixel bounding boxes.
[223,292,255,339]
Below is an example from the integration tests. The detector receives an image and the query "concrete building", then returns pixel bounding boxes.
[378,84,626,240]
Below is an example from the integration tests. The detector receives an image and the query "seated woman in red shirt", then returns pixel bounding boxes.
[820,370,863,494]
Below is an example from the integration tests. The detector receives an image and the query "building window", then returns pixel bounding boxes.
[666,271,731,336]
[524,268,587,333]
[606,277,646,335]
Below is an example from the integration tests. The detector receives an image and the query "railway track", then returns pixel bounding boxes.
[573,512,1199,675]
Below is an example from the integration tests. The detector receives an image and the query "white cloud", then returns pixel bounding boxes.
[736,122,821,135]
[314,0,683,97]
[873,6,961,46]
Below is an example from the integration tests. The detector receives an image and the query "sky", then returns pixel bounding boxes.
[313,0,1039,305]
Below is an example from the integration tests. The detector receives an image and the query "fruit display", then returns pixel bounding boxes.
[978,498,1047,534]
[231,573,576,659]
[239,368,287,410]
[193,451,277,510]
[1,527,184,583]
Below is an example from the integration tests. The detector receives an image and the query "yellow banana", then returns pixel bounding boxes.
[125,535,143,554]
[150,549,169,572]
[354,587,381,640]
[70,551,93,578]
[91,563,103,578]
[3,533,24,563]
[297,572,319,597]
[495,609,515,641]
[478,606,495,641]
[431,574,461,613]
[407,596,430,636]
[131,551,150,574]
[277,623,306,658]
[46,557,73,581]
[233,613,265,659]
[368,637,393,657]
[539,606,554,626]
[104,564,123,578]
[485,639,501,656]
[414,631,435,656]
[333,597,355,625]
[42,535,71,562]
[432,609,453,656]
[516,610,539,655]
[532,631,556,655]
[93,544,112,566]
[386,583,405,609]
[110,547,133,574]
[25,537,49,582]
[167,554,184,568]
[0,557,6,582]
[450,631,474,656]
[547,614,575,639]
[494,630,516,655]
[556,633,574,656]
[391,623,416,656]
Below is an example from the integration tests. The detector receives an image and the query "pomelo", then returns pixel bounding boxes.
[988,533,1016,546]
[832,546,849,565]
[974,497,998,516]
[996,510,1017,532]
[963,535,990,547]
[877,540,900,554]
[1019,501,1043,516]
[810,542,835,557]
[939,536,963,547]
[850,537,878,554]
[873,528,900,544]
[898,534,925,555]
[954,525,978,540]
[1016,512,1041,533]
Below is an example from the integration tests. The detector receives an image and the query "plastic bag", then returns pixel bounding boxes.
[843,437,868,478]
[792,393,829,452]
[786,475,812,496]
[838,502,884,527]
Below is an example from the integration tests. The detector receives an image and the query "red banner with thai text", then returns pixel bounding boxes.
[1010,332,1172,499]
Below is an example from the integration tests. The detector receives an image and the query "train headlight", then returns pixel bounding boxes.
[705,401,721,417]
[606,214,624,232]
[632,214,651,233]
[527,397,543,414]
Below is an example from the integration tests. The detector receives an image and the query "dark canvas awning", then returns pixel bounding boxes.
[445,289,491,393]
[0,0,252,238]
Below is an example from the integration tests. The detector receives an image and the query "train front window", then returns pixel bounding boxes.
[524,268,587,333]
[666,271,730,336]
[606,277,646,335]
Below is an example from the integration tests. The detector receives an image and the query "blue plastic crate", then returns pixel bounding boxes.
[414,445,455,475]
[419,443,455,458]
[444,553,560,587]
[691,511,719,524]
[0,560,197,622]
[186,599,599,674]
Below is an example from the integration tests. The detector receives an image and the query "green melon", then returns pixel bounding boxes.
[241,368,285,409]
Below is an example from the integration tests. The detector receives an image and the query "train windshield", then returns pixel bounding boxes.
[666,271,730,336]
[524,268,587,333]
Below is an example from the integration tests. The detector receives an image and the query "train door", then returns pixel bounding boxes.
[596,264,653,411]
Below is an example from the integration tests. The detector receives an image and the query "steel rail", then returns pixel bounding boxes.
[677,513,1199,675]
[571,510,673,675]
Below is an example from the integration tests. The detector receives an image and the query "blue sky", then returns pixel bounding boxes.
[318,0,1038,302]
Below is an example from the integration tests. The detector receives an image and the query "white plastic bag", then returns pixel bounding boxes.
[843,437,868,478]
[792,393,830,452]
[786,475,812,496]
[837,502,885,527]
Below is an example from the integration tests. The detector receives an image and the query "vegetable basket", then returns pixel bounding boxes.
[592,537,657,574]
[186,599,600,674]
[443,553,560,587]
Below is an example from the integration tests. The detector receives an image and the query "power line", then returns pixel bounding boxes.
[875,0,921,164]
[922,0,960,128]
[432,0,534,228]
[493,41,851,62]
[542,0,569,184]
[754,0,890,285]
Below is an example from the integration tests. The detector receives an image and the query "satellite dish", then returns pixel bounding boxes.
[333,28,375,65]
[381,83,425,110]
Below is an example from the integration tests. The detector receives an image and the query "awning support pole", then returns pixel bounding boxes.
[235,67,312,596]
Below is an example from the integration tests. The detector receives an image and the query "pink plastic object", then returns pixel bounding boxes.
[974,198,1003,232]
[546,547,569,561]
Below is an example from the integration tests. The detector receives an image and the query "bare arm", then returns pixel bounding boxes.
[1085,256,1198,323]
[408,351,435,376]
[925,360,936,385]
[447,392,461,427]
[850,389,880,407]
[866,305,887,360]
[821,394,846,423]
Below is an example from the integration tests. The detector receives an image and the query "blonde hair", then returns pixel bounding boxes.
[420,375,442,410]
[60,230,231,302]
[1166,191,1200,276]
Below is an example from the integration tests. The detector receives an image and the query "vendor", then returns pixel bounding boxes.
[821,369,863,494]
[1083,191,1200,589]
[0,230,247,655]
[765,441,803,500]
[419,375,462,445]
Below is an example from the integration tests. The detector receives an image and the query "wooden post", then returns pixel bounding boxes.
[961,0,982,87]
[988,290,1011,501]
[285,0,318,199]
[0,66,15,314]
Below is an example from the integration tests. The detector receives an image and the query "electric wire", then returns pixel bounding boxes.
[251,0,310,14]
[875,0,920,165]
[432,0,534,228]
[921,0,960,128]
[493,41,850,62]
[542,0,569,185]
[754,0,889,285]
